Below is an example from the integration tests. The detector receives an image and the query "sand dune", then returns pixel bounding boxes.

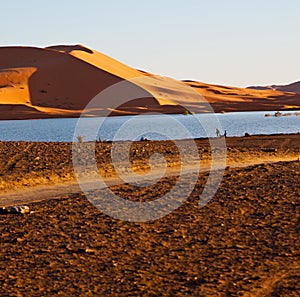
[0,44,299,120]
[184,80,300,112]
[0,67,36,105]
[247,80,300,94]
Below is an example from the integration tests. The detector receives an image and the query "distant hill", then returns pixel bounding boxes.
[247,81,300,94]
[0,44,300,120]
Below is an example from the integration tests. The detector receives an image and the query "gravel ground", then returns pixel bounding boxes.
[0,159,299,296]
[0,134,299,191]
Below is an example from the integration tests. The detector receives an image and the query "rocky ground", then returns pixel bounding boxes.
[0,134,299,192]
[0,135,299,296]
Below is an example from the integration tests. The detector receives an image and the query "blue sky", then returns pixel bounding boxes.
[1,0,300,87]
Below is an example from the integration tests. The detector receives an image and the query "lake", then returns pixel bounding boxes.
[0,110,299,142]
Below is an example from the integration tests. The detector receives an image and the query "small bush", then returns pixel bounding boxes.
[77,135,84,143]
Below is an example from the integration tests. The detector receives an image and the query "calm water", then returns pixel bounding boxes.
[0,111,299,142]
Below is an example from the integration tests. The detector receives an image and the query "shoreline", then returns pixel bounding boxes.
[0,108,300,122]
[0,131,299,143]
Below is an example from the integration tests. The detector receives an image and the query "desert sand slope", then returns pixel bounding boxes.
[0,46,155,119]
[46,45,144,80]
[0,67,36,105]
[247,80,300,94]
[47,45,208,112]
[184,80,300,112]
[0,44,300,120]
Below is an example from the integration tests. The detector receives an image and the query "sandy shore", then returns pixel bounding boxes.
[0,135,299,296]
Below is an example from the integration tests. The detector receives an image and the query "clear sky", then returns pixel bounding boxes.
[1,0,300,87]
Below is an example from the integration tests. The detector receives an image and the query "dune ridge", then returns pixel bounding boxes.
[0,44,299,120]
[184,80,300,113]
[247,80,300,94]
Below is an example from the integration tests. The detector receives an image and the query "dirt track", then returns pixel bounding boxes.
[0,134,299,192]
[0,135,299,296]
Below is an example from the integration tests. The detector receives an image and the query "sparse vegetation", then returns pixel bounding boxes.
[265,111,300,117]
[183,110,194,115]
[77,135,84,143]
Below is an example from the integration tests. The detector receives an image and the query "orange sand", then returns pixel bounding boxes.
[0,45,299,120]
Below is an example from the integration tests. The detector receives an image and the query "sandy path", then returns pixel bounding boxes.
[1,155,298,207]
[1,154,299,296]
